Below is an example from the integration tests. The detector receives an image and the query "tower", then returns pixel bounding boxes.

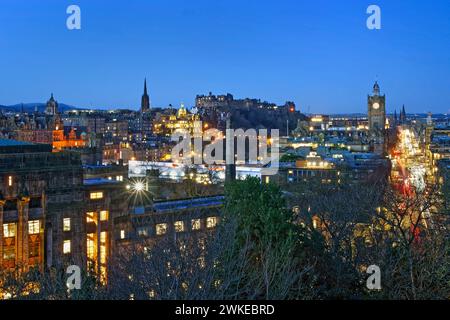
[368,81,386,132]
[368,81,386,155]
[45,93,59,116]
[225,113,236,183]
[400,104,407,124]
[141,79,150,113]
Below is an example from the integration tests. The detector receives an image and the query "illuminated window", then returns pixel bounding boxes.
[100,232,107,264]
[8,175,13,187]
[191,219,201,231]
[206,217,218,229]
[174,221,184,233]
[28,220,40,235]
[156,223,167,236]
[87,234,95,260]
[63,240,71,254]
[63,218,71,231]
[100,210,109,221]
[120,230,125,239]
[137,227,148,237]
[90,192,103,200]
[116,175,123,182]
[3,223,16,238]
[86,212,95,223]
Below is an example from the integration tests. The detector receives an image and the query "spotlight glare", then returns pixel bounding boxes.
[133,181,145,192]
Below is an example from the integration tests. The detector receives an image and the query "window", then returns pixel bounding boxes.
[137,227,148,237]
[86,212,95,223]
[156,223,167,236]
[63,218,71,231]
[116,175,123,182]
[28,220,40,235]
[63,240,71,254]
[87,234,95,260]
[90,191,103,200]
[100,210,109,221]
[206,217,217,229]
[174,221,184,233]
[3,223,16,238]
[120,230,125,240]
[191,219,201,231]
[8,175,13,187]
[100,232,107,264]
[3,247,15,261]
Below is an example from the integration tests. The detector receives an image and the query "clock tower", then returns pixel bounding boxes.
[368,81,386,132]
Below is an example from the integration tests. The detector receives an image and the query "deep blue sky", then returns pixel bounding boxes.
[0,0,449,114]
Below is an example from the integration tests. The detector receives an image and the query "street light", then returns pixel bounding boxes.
[133,181,145,192]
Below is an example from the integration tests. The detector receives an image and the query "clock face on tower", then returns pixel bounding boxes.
[372,102,380,110]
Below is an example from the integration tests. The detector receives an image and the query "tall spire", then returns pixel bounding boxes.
[141,78,150,113]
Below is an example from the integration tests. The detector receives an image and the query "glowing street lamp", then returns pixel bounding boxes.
[133,181,145,192]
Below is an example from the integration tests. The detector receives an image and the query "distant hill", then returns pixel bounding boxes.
[0,103,81,113]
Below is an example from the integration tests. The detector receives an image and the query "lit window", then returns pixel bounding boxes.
[100,232,107,264]
[63,240,71,254]
[28,220,40,235]
[63,218,71,231]
[191,219,201,231]
[100,231,107,244]
[90,192,103,200]
[156,223,167,235]
[174,221,184,233]
[8,175,13,187]
[116,175,123,182]
[86,212,95,223]
[3,223,16,238]
[206,217,217,229]
[137,227,148,237]
[100,210,109,221]
[120,230,125,239]
[87,234,95,259]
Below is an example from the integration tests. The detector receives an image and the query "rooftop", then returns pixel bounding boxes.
[83,178,121,186]
[0,139,52,154]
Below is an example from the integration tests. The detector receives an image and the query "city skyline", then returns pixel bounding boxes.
[0,0,449,113]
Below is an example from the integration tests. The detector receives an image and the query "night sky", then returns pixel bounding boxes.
[0,0,449,114]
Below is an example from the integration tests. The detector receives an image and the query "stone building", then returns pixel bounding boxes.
[0,140,84,270]
[0,139,127,283]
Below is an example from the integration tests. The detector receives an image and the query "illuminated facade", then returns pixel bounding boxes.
[153,104,201,137]
[0,140,127,285]
[0,140,84,271]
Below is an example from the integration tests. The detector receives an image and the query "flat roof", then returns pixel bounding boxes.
[0,139,52,153]
[0,139,34,146]
[83,178,121,186]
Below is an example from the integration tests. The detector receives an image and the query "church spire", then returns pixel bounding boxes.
[141,78,150,113]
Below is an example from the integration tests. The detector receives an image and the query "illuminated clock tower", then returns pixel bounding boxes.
[367,81,386,155]
[368,81,386,132]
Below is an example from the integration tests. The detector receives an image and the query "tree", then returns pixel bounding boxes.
[222,177,317,299]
